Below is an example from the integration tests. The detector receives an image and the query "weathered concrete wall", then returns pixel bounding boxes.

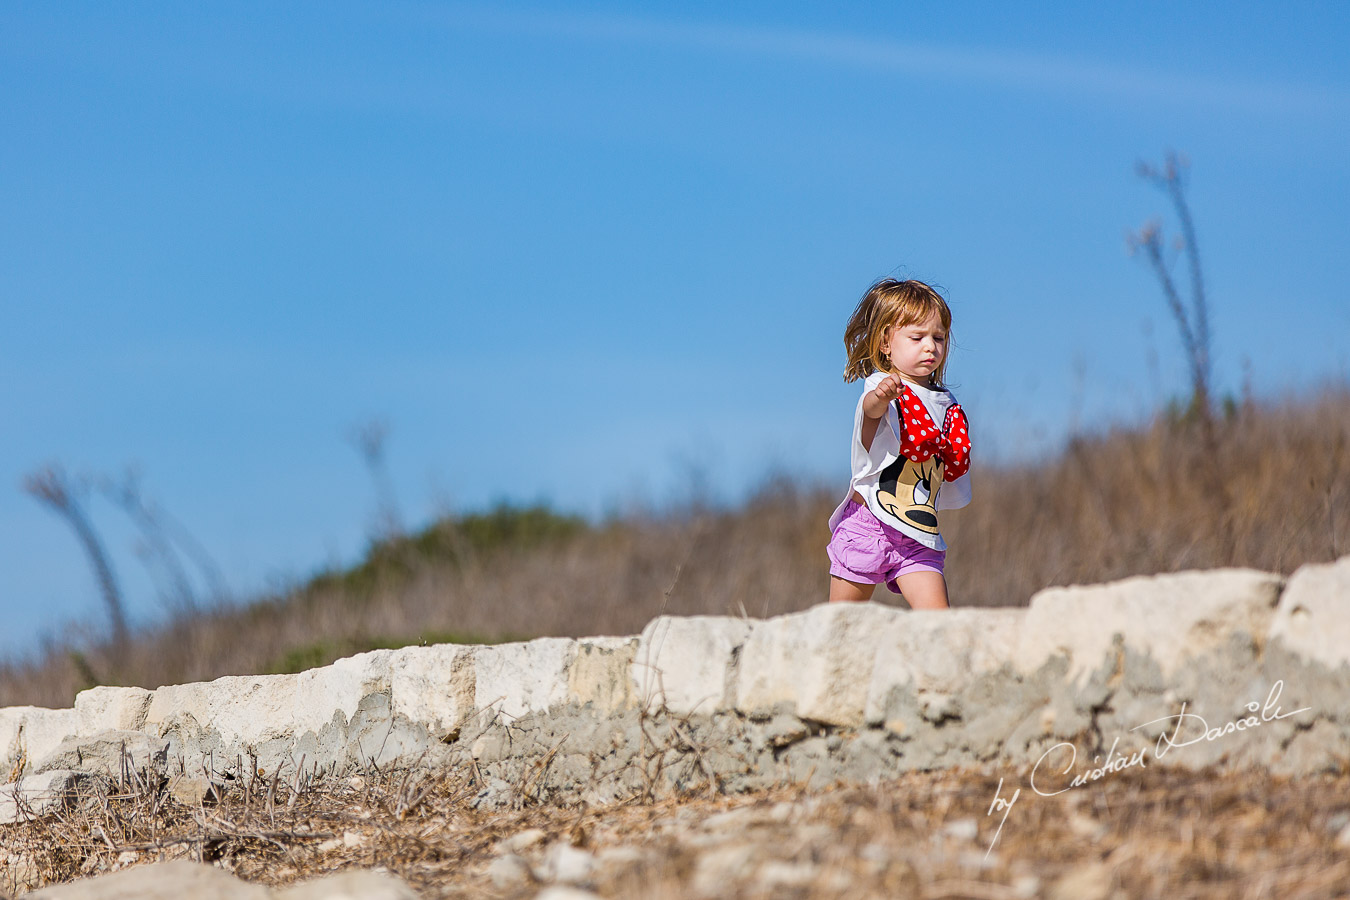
[3,557,1347,811]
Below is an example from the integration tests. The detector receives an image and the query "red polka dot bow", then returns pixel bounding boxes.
[895,384,972,480]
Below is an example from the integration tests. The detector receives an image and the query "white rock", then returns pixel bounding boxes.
[632,615,755,716]
[703,806,767,831]
[474,637,576,724]
[292,648,395,734]
[754,860,817,889]
[0,770,80,824]
[864,608,1022,726]
[74,686,153,735]
[691,843,758,896]
[1049,861,1113,900]
[31,729,160,778]
[1268,555,1350,672]
[0,706,79,776]
[1016,568,1282,687]
[275,869,419,899]
[737,602,907,725]
[145,674,298,746]
[544,843,596,885]
[942,817,979,841]
[568,636,638,712]
[23,860,270,899]
[534,888,601,900]
[388,643,476,737]
[503,827,548,853]
[486,852,536,888]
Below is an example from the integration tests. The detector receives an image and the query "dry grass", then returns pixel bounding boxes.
[4,760,1349,898]
[2,388,1348,708]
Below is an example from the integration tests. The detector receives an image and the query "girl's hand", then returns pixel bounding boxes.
[873,375,903,403]
[863,376,903,419]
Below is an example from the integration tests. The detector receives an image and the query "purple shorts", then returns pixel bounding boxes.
[827,499,945,593]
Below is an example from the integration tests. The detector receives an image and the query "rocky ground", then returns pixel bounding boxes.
[4,761,1350,899]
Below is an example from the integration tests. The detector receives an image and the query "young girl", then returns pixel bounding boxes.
[826,278,972,609]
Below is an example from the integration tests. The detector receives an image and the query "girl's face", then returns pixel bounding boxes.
[883,311,947,383]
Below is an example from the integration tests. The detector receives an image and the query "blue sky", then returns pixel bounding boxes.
[3,2,1348,656]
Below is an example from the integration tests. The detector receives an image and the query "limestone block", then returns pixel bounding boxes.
[74,686,153,735]
[0,770,81,825]
[0,707,79,775]
[32,730,160,778]
[2,845,41,895]
[569,636,638,713]
[736,602,908,726]
[473,637,577,724]
[274,869,419,899]
[633,615,756,716]
[24,860,270,899]
[145,674,300,746]
[292,648,394,735]
[0,708,25,772]
[1268,555,1350,673]
[864,608,1024,727]
[1016,568,1282,687]
[389,643,476,737]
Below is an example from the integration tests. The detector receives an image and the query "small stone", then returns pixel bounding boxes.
[959,849,998,870]
[1067,813,1107,841]
[691,844,758,895]
[1336,822,1350,849]
[702,806,764,832]
[755,860,817,888]
[276,869,419,899]
[942,817,978,842]
[1012,875,1042,899]
[817,869,855,893]
[168,775,215,806]
[471,777,515,810]
[595,845,647,877]
[763,713,811,748]
[348,775,366,792]
[545,843,596,885]
[503,827,548,853]
[486,852,536,888]
[534,888,601,900]
[1049,862,1113,900]
[23,860,270,899]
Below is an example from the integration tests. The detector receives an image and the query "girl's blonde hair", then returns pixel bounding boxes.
[843,278,953,385]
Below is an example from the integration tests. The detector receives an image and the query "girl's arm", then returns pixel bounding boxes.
[860,377,902,452]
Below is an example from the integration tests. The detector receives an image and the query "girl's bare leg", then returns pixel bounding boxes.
[894,570,949,609]
[829,575,876,603]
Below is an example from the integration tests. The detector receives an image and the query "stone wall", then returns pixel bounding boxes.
[3,556,1347,814]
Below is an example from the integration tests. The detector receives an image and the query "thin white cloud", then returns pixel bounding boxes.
[423,5,1349,116]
